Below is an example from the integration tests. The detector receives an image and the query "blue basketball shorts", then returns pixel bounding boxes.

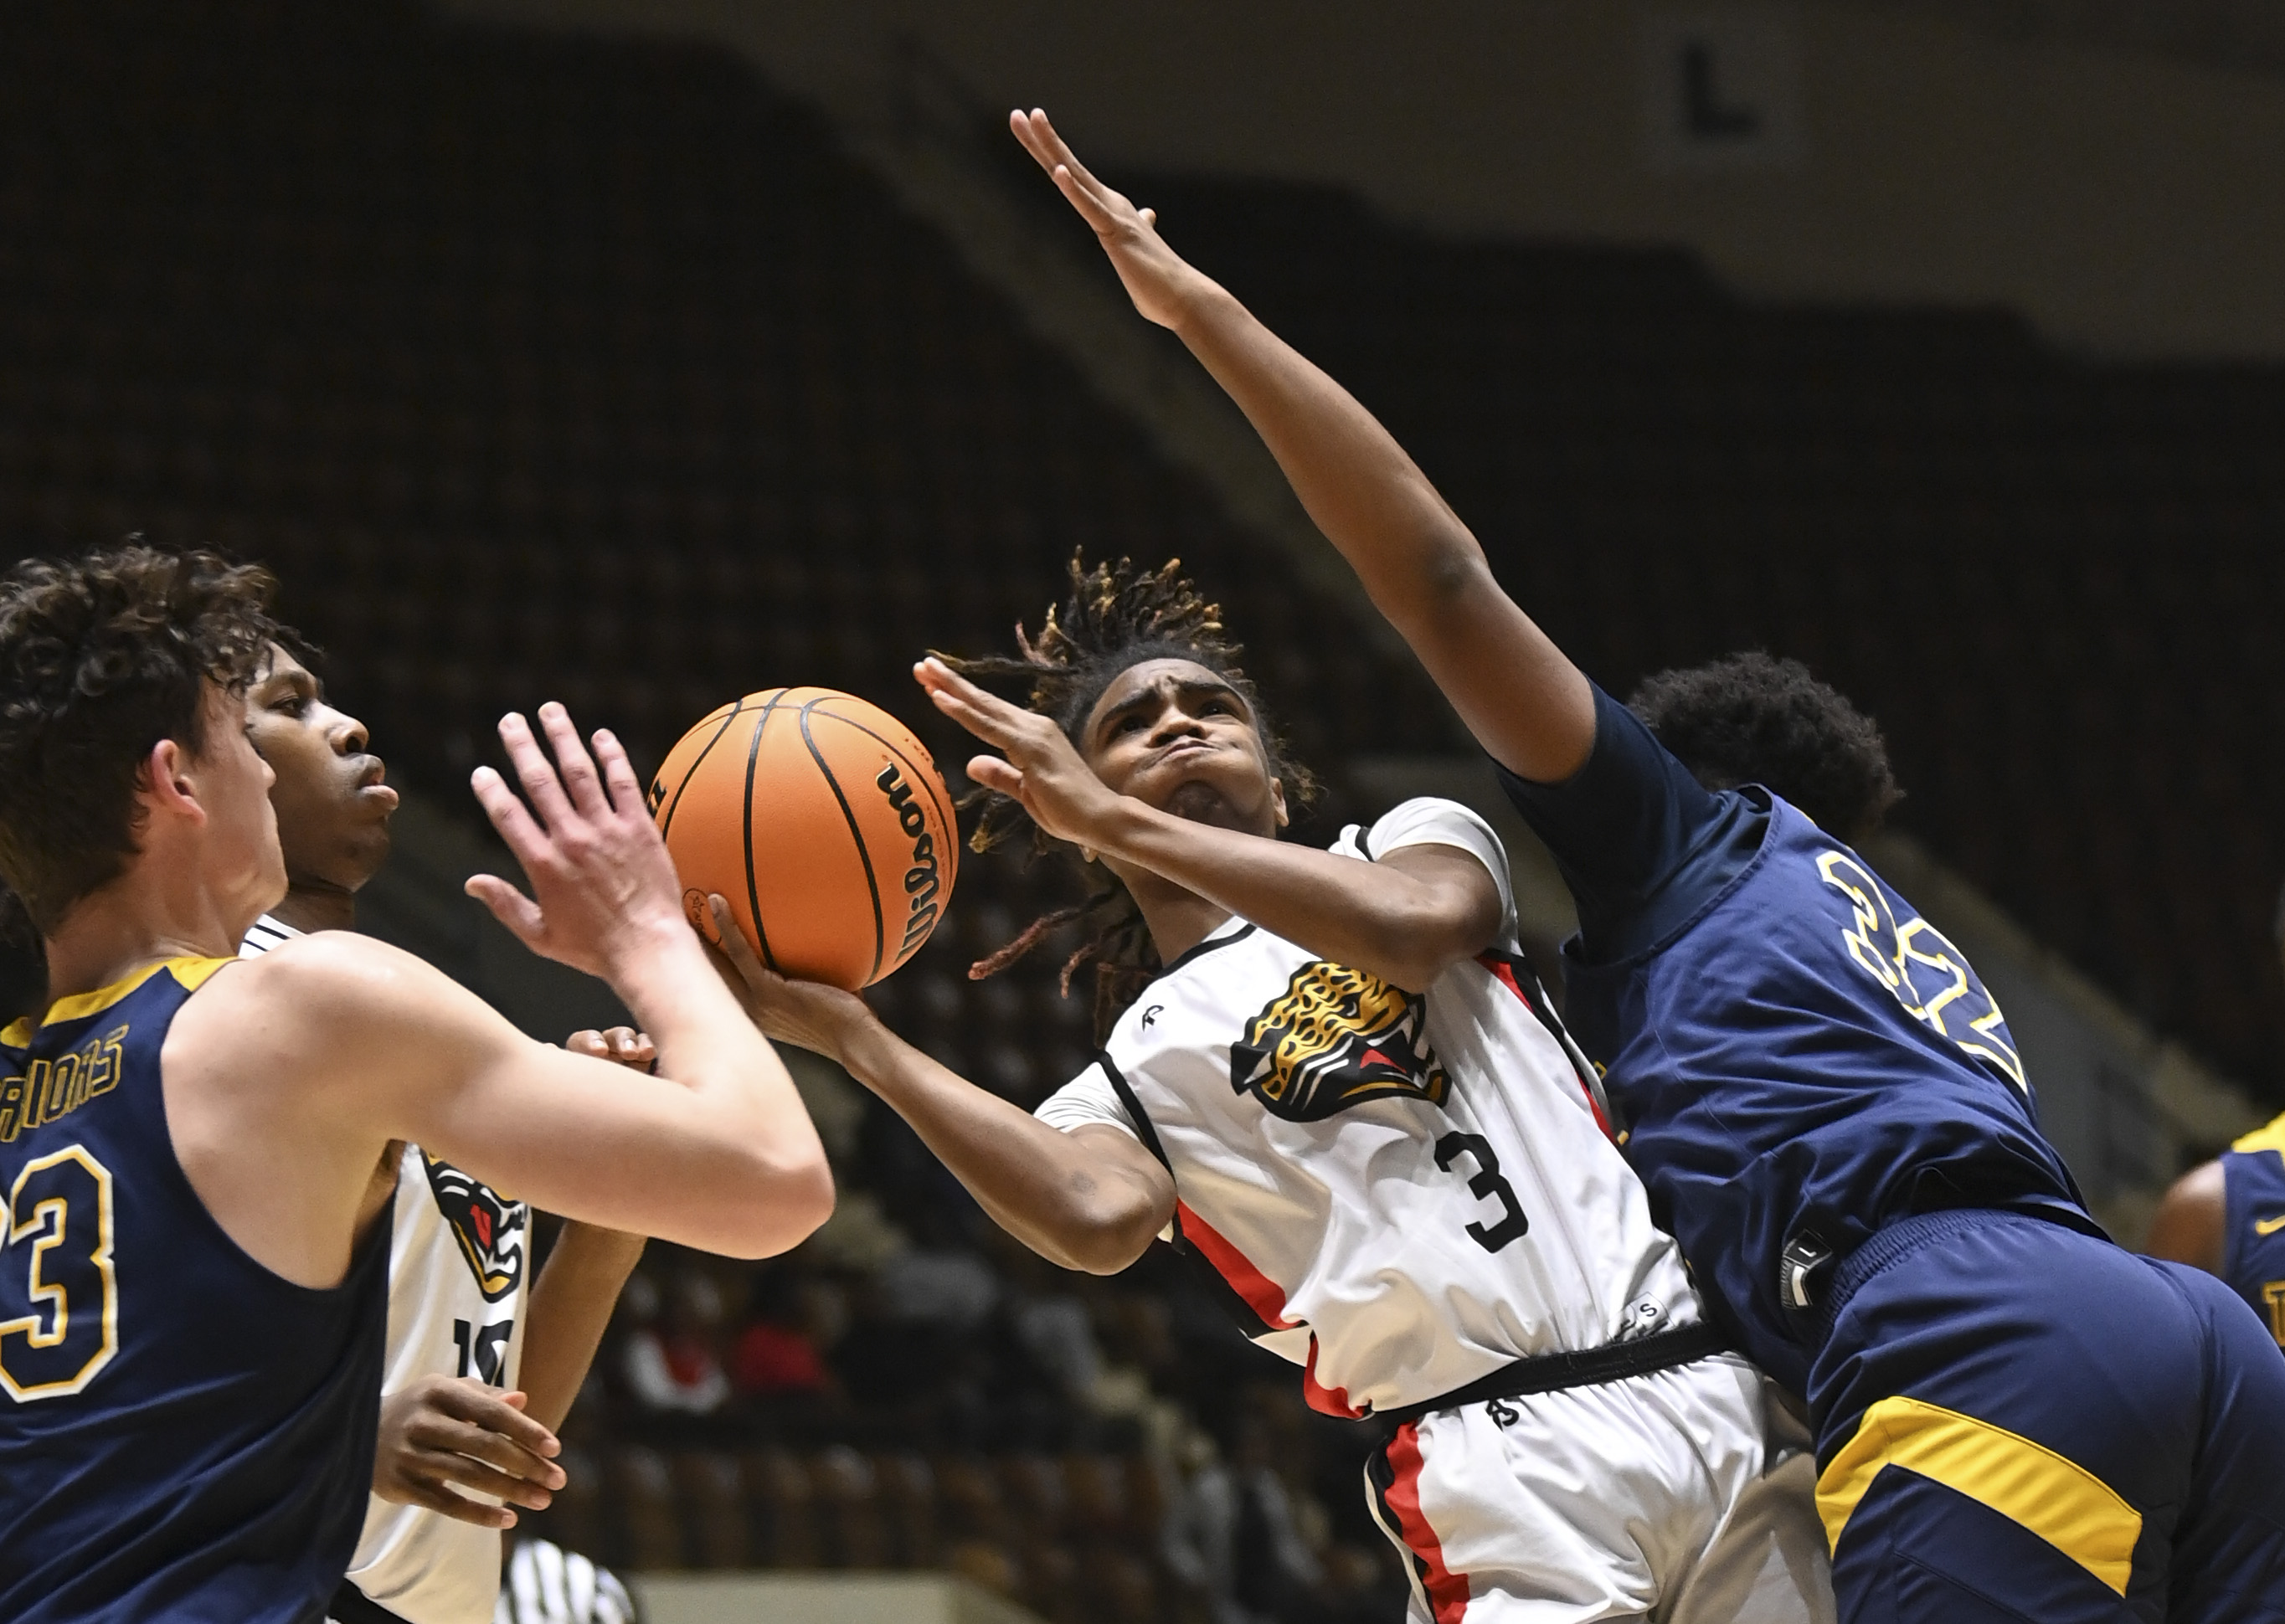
[1807,1208,2285,1623]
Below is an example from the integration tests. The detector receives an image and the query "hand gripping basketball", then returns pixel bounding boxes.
[466,703,688,979]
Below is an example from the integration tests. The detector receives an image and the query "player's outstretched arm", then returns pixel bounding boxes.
[1010,108,1595,784]
[918,659,1502,989]
[708,899,1174,1276]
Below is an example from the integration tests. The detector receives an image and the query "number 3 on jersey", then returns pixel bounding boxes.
[0,1146,120,1400]
[1435,1131,1529,1252]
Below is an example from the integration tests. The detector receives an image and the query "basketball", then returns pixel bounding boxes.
[646,687,960,990]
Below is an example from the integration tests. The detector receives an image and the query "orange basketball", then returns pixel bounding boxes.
[647,687,959,989]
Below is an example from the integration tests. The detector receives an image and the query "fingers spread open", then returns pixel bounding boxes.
[591,728,646,816]
[470,764,548,868]
[966,755,1023,797]
[497,712,574,827]
[465,875,546,946]
[536,703,608,816]
[916,662,1025,744]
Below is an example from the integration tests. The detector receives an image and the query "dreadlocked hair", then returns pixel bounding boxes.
[947,553,1319,1042]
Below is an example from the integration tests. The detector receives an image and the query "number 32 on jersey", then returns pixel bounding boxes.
[0,1144,119,1400]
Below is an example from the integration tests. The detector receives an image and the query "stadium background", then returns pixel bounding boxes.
[3,3,2282,1619]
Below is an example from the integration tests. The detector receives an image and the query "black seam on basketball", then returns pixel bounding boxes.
[812,706,955,968]
[741,689,791,974]
[659,696,747,842]
[816,707,958,849]
[800,698,886,985]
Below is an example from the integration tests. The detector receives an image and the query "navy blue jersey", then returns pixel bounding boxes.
[0,957,389,1623]
[2221,1114,2285,1347]
[1501,689,2092,1394]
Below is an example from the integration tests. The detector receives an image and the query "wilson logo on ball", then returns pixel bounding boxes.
[875,763,943,958]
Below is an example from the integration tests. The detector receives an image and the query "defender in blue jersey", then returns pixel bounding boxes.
[1012,108,2285,1621]
[2149,1113,2285,1348]
[0,546,831,1621]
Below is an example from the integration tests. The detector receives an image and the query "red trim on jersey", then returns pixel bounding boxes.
[1478,951,1613,1139]
[1382,1423,1469,1624]
[1303,1336,1366,1418]
[1176,1200,1299,1330]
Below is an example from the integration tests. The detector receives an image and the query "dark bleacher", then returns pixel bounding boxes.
[0,4,1421,1615]
[1126,176,2285,1099]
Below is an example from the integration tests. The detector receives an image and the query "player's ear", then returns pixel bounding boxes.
[1269,777,1289,830]
[142,738,208,826]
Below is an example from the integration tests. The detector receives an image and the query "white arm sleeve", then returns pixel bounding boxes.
[1034,1057,1142,1143]
[1358,797,1519,943]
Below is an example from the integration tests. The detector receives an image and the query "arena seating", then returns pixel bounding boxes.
[3,0,2282,1615]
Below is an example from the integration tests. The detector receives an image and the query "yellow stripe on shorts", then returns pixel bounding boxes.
[1815,1395,2141,1596]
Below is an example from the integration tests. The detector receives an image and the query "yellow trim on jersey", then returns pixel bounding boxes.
[0,955,237,1047]
[2231,1111,2285,1159]
[1817,1395,2140,1596]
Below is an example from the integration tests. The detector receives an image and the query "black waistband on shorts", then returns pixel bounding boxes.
[1378,1320,1730,1426]
[328,1581,416,1624]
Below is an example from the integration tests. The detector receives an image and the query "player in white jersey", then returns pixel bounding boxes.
[713,556,1831,1621]
[242,640,649,1624]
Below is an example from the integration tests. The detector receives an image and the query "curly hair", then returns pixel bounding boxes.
[1627,651,1902,845]
[0,543,280,932]
[950,553,1319,1041]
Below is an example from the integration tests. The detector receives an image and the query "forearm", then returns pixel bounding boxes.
[1095,801,1480,989]
[517,1221,647,1431]
[1169,280,1483,626]
[1166,280,1593,779]
[835,1018,1167,1274]
[606,925,827,1194]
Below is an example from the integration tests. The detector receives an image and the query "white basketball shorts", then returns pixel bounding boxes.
[1365,1352,1835,1624]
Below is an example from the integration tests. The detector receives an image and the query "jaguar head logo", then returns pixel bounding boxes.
[423,1154,526,1303]
[1230,962,1449,1122]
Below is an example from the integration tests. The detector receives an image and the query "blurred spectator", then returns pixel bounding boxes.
[1161,1426,1247,1624]
[730,1268,831,1400]
[620,1271,729,1418]
[874,1247,1001,1331]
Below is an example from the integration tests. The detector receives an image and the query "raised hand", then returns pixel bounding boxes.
[1010,107,1207,331]
[466,704,688,979]
[913,656,1123,850]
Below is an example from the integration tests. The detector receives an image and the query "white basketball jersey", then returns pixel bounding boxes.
[242,918,530,1624]
[1035,801,1701,1417]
